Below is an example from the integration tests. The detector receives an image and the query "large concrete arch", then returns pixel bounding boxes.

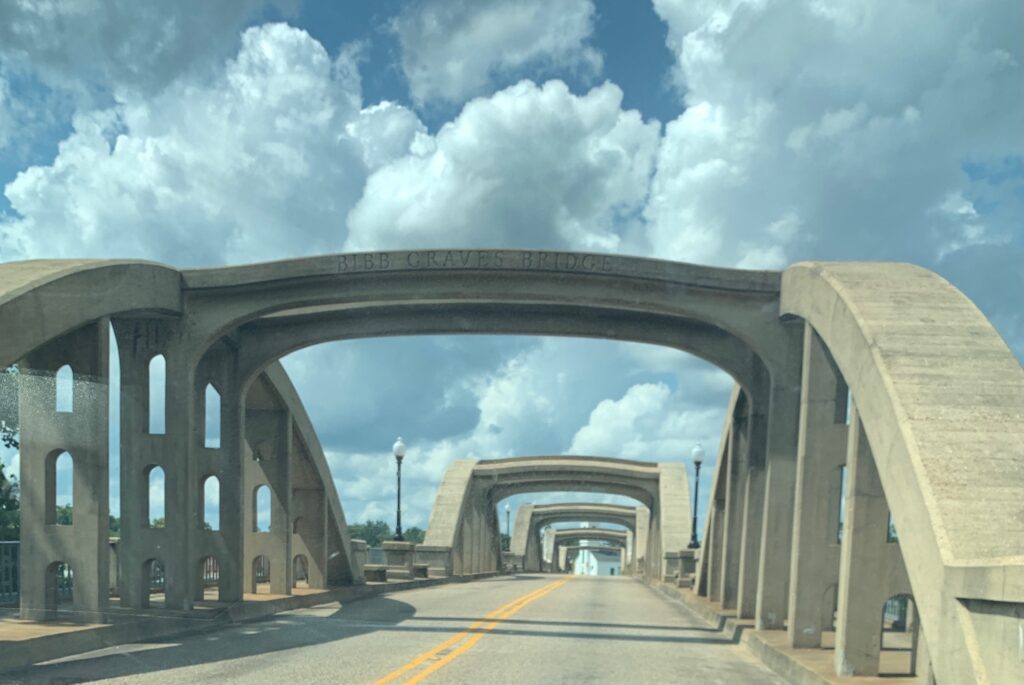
[561,544,627,573]
[423,456,689,581]
[510,503,640,573]
[777,262,1024,684]
[0,261,358,621]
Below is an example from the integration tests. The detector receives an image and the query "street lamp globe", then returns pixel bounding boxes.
[393,437,407,460]
[504,503,511,513]
[691,443,705,466]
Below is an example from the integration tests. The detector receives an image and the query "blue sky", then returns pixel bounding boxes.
[1,0,1022,532]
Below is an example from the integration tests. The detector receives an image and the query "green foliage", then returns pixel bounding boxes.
[348,519,392,546]
[0,366,18,450]
[403,526,426,544]
[500,533,510,551]
[56,503,73,525]
[0,470,19,541]
[151,517,165,528]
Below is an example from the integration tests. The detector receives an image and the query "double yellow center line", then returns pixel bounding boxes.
[373,577,572,685]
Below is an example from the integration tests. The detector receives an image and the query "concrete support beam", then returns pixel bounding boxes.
[834,405,911,677]
[719,408,746,609]
[788,324,847,647]
[244,402,292,595]
[755,342,803,629]
[19,321,110,621]
[736,460,765,618]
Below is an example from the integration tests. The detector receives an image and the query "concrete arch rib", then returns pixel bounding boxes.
[0,260,181,368]
[234,302,763,397]
[781,261,1024,685]
[179,250,788,381]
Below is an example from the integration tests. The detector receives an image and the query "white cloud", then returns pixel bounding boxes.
[645,0,1024,270]
[393,0,602,106]
[0,0,296,99]
[0,23,423,266]
[346,79,660,252]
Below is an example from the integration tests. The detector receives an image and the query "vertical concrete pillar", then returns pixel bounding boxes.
[243,395,292,595]
[755,328,803,630]
[788,324,848,647]
[705,497,725,600]
[634,506,649,576]
[719,406,747,610]
[19,321,110,621]
[835,405,890,677]
[736,457,765,618]
[290,429,327,590]
[194,343,244,603]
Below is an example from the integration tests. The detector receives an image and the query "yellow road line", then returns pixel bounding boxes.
[372,578,569,685]
[399,577,573,685]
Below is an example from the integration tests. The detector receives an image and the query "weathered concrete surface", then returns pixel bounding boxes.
[782,262,1024,684]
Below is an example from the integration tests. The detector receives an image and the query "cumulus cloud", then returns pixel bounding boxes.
[0,0,296,98]
[393,0,602,106]
[645,0,1024,272]
[0,23,422,265]
[346,79,660,252]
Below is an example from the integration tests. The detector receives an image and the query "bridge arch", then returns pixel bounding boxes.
[510,503,641,573]
[424,456,689,581]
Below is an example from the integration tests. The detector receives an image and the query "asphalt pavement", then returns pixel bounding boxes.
[1,574,786,685]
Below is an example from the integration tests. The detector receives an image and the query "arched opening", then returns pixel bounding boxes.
[55,364,73,413]
[204,383,221,448]
[44,561,73,616]
[254,485,271,532]
[144,465,165,528]
[47,451,74,525]
[292,516,302,534]
[293,554,309,589]
[202,475,220,531]
[252,555,270,594]
[148,355,166,434]
[881,593,919,676]
[142,558,165,608]
[198,555,221,602]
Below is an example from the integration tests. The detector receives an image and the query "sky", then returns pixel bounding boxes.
[1,0,1022,534]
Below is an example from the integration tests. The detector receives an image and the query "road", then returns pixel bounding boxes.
[2,575,785,685]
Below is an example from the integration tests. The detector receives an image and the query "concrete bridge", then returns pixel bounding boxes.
[560,544,626,573]
[510,502,643,572]
[1,250,1022,684]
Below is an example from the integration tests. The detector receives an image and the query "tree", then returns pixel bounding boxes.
[403,526,426,544]
[0,366,18,450]
[56,503,73,525]
[0,469,19,541]
[500,533,510,551]
[348,519,392,546]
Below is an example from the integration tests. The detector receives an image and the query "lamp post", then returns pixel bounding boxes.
[688,443,704,549]
[392,437,406,541]
[504,503,511,551]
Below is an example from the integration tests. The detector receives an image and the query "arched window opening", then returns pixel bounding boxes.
[146,466,166,528]
[836,465,847,544]
[44,561,73,614]
[204,383,221,449]
[148,355,166,434]
[881,594,919,676]
[844,388,853,425]
[254,485,271,532]
[143,558,165,608]
[52,451,73,525]
[198,555,221,602]
[55,364,73,413]
[886,511,898,542]
[203,476,220,531]
[293,554,309,589]
[252,555,270,594]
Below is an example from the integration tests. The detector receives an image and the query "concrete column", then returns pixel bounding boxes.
[736,458,765,618]
[243,401,292,595]
[788,324,848,647]
[634,507,649,576]
[19,321,110,621]
[719,408,746,609]
[193,343,244,603]
[755,334,803,630]
[835,405,890,677]
[705,497,725,600]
